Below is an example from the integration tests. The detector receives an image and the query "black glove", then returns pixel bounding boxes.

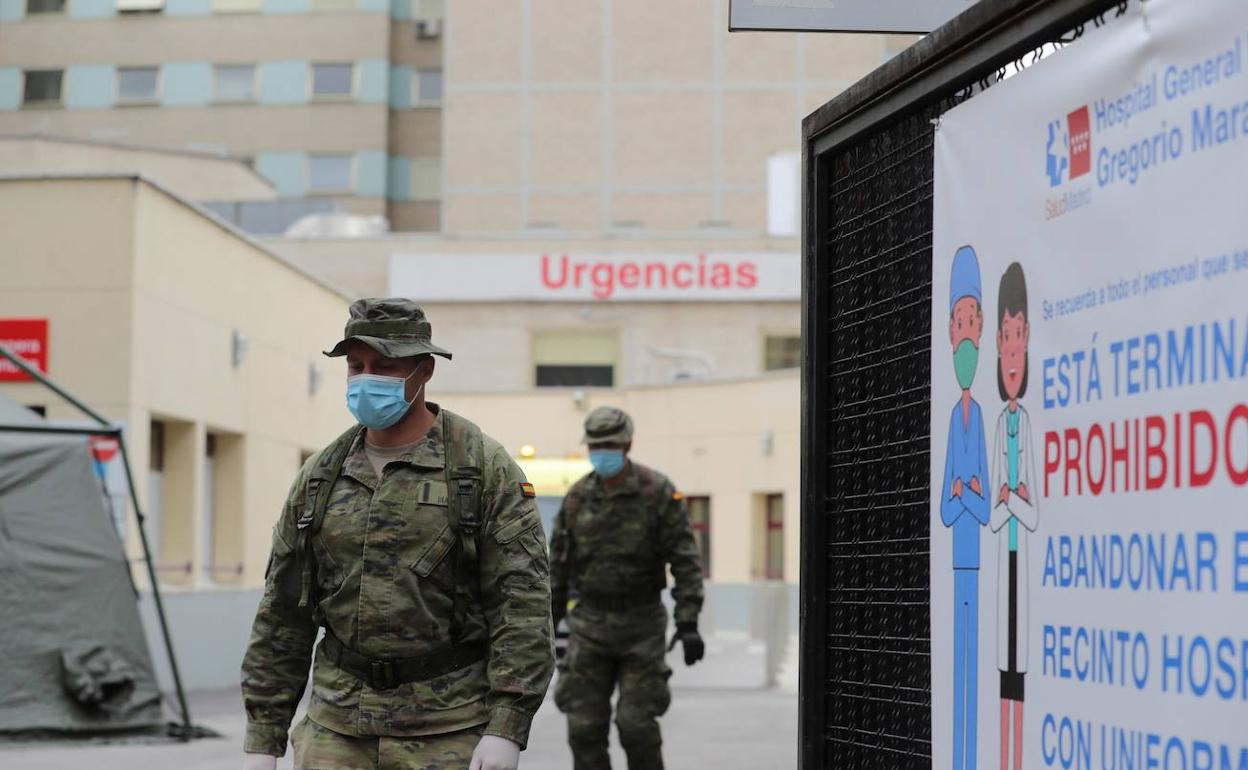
[667,621,705,666]
[552,595,566,629]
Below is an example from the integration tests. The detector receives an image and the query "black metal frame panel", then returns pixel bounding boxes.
[799,1,1128,766]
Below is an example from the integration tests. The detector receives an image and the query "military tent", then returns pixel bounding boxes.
[0,393,163,734]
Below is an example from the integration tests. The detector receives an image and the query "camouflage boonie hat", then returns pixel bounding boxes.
[582,406,633,445]
[323,298,452,360]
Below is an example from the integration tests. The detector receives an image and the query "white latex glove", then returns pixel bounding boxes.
[469,735,521,770]
[242,752,277,770]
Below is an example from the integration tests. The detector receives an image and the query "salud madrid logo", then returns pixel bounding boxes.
[1046,105,1091,187]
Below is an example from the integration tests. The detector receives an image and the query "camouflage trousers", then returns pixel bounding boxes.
[290,716,485,770]
[554,602,672,770]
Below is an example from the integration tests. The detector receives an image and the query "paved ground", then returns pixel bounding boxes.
[1,635,797,769]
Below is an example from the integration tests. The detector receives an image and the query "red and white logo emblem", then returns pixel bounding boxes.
[1067,106,1091,179]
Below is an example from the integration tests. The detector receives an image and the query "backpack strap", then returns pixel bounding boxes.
[652,473,674,592]
[637,465,669,592]
[442,410,486,642]
[562,487,581,581]
[296,424,364,609]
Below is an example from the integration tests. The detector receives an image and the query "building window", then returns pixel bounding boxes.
[22,69,62,107]
[763,493,784,580]
[410,157,441,202]
[211,0,261,12]
[532,330,617,388]
[116,0,165,13]
[117,66,160,104]
[764,335,801,371]
[26,0,66,14]
[413,0,445,22]
[414,69,443,105]
[311,62,354,99]
[214,64,256,103]
[687,496,711,579]
[309,0,355,10]
[308,154,353,193]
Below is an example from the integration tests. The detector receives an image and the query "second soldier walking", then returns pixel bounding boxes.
[549,406,705,770]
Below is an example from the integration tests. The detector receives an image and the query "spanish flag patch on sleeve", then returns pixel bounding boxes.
[672,491,684,501]
[519,482,536,498]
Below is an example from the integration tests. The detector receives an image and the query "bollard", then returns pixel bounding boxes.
[750,580,790,687]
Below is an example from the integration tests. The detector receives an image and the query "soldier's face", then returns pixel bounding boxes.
[344,342,434,402]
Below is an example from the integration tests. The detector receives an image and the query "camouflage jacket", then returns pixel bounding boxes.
[241,406,554,756]
[549,462,704,625]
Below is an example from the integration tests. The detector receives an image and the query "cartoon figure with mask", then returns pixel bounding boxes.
[940,245,991,770]
[990,263,1038,770]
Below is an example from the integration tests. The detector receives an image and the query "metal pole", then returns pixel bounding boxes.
[0,346,112,426]
[0,423,121,437]
[117,438,194,740]
[0,345,196,739]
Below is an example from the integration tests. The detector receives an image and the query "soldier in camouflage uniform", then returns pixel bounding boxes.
[549,406,705,770]
[240,299,554,770]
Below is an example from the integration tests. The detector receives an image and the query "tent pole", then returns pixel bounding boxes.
[0,346,112,426]
[0,423,122,436]
[117,439,195,740]
[0,346,196,740]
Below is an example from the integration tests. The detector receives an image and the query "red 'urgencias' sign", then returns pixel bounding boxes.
[540,254,758,300]
[0,319,49,382]
[388,252,800,303]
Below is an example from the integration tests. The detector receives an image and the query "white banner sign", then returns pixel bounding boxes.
[388,253,799,302]
[728,0,975,33]
[930,2,1248,770]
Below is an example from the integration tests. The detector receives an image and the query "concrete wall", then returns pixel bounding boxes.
[138,588,265,693]
[442,0,919,234]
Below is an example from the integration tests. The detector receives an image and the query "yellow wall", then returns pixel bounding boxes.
[0,175,354,589]
[438,371,800,584]
[0,175,799,591]
[0,177,137,418]
[128,181,355,587]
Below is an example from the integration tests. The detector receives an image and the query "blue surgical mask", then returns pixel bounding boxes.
[589,449,626,478]
[346,371,422,430]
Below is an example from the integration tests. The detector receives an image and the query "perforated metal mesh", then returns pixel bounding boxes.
[807,3,1133,767]
[821,98,954,769]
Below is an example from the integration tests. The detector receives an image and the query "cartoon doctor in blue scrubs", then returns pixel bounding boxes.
[940,245,991,770]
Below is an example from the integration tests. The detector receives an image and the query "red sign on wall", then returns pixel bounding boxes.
[0,319,49,382]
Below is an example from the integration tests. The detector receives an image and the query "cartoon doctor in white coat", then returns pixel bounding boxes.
[990,261,1039,770]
